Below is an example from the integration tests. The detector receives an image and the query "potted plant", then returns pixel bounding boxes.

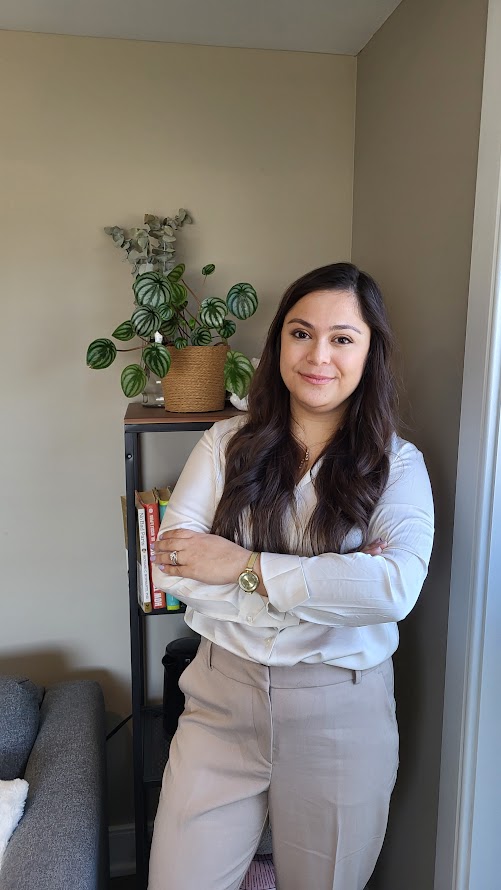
[86,211,258,411]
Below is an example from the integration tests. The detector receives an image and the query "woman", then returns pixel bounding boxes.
[148,262,434,890]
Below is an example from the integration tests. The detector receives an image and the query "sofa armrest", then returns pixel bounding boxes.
[0,680,109,890]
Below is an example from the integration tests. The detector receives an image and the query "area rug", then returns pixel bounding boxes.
[240,855,275,890]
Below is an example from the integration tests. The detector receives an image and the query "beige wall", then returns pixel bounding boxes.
[352,0,488,887]
[0,30,356,823]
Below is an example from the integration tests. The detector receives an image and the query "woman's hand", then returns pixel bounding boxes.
[360,538,388,555]
[151,529,251,585]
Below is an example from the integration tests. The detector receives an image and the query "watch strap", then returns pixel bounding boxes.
[238,551,260,592]
[246,551,259,572]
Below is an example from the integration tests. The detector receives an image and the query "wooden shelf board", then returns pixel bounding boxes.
[124,403,244,426]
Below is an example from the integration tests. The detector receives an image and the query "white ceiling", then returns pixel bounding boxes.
[0,0,403,56]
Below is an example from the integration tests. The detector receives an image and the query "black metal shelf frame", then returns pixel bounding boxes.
[124,415,221,889]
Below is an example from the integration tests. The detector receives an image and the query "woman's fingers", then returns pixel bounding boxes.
[151,528,198,565]
[155,528,193,549]
[361,537,388,555]
[151,547,184,566]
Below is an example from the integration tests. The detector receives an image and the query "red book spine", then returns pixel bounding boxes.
[145,502,166,610]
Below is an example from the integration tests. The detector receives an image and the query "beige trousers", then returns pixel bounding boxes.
[148,637,399,890]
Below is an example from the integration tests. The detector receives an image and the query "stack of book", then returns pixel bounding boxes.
[121,487,182,613]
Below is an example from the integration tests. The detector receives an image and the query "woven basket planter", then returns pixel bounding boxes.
[161,343,229,413]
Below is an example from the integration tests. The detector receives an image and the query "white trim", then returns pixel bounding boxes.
[468,397,501,885]
[434,0,501,887]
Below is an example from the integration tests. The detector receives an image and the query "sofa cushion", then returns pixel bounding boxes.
[0,678,43,780]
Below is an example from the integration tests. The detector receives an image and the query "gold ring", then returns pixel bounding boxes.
[169,550,178,566]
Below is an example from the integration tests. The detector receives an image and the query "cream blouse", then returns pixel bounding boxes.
[153,415,435,669]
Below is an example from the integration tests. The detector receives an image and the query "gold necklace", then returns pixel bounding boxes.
[297,437,332,472]
[298,448,310,473]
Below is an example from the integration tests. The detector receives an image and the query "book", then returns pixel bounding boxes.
[156,487,172,522]
[138,490,166,611]
[120,495,152,613]
[135,493,152,613]
[155,486,180,611]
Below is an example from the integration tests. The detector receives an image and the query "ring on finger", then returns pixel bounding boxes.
[169,550,178,566]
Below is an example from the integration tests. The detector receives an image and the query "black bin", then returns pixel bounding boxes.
[162,635,200,739]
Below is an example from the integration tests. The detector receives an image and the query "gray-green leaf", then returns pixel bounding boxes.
[202,264,215,277]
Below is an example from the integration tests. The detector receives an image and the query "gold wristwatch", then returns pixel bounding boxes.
[238,551,260,593]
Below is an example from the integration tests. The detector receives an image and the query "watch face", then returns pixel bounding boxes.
[238,569,259,593]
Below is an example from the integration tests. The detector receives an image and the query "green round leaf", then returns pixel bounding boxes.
[112,321,135,341]
[121,364,147,398]
[133,271,171,308]
[218,319,236,340]
[202,264,215,276]
[160,317,178,338]
[86,338,117,369]
[169,282,188,307]
[226,283,258,320]
[174,337,188,349]
[157,302,174,322]
[167,263,185,284]
[199,298,227,328]
[190,327,212,346]
[143,344,171,378]
[224,350,254,398]
[131,306,161,338]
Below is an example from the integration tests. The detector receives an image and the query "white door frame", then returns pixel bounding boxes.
[434,0,501,887]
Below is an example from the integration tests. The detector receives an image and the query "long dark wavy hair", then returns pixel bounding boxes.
[212,262,398,554]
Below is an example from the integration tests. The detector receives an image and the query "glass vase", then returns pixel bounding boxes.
[142,368,165,408]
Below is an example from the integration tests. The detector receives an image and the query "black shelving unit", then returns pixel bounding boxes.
[123,404,241,888]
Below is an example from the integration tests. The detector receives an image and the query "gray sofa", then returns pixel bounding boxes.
[0,676,108,890]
